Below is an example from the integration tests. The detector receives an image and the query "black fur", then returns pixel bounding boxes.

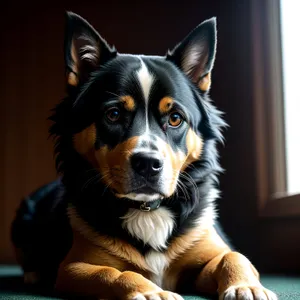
[11,12,227,287]
[11,178,72,286]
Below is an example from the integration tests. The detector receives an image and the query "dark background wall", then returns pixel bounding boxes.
[0,0,260,266]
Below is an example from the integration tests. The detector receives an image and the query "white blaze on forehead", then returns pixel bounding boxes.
[136,58,154,103]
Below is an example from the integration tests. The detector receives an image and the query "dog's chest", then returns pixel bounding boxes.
[144,250,169,287]
[121,207,175,251]
[121,207,175,287]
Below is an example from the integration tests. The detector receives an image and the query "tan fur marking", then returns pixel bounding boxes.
[56,261,160,299]
[120,95,135,111]
[166,227,210,262]
[163,224,213,290]
[159,97,174,114]
[114,271,162,298]
[74,129,139,193]
[182,128,203,171]
[71,41,79,74]
[159,128,203,196]
[66,41,80,86]
[72,124,99,167]
[68,206,150,272]
[165,226,230,291]
[73,124,97,155]
[55,208,165,298]
[165,227,262,296]
[214,252,261,295]
[162,142,186,197]
[95,136,139,193]
[198,73,211,92]
[56,263,121,298]
[67,72,79,86]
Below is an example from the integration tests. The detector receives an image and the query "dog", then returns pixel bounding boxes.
[11,12,277,300]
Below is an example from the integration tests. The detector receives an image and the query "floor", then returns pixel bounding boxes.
[0,265,299,299]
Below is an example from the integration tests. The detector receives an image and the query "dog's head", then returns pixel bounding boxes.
[51,12,225,204]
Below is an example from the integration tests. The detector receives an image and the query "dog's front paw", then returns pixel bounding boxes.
[219,284,277,300]
[115,271,183,300]
[128,291,184,300]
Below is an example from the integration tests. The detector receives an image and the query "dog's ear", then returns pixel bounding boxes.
[64,12,117,87]
[167,17,217,92]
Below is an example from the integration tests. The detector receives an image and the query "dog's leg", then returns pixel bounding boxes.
[56,262,183,300]
[195,251,277,300]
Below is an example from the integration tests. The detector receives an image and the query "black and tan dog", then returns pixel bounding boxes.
[11,12,277,300]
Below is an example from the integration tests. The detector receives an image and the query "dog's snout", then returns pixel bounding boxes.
[131,153,163,177]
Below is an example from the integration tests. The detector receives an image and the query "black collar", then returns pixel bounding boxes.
[125,198,163,212]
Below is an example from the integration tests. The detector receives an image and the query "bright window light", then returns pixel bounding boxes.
[280,0,300,194]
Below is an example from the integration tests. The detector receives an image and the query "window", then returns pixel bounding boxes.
[280,0,300,195]
[251,0,300,217]
[250,1,300,273]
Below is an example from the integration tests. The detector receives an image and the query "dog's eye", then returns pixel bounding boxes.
[105,107,121,122]
[168,112,184,128]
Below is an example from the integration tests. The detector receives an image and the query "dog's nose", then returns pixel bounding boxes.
[131,153,163,177]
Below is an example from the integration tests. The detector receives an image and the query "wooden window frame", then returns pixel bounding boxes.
[251,0,300,218]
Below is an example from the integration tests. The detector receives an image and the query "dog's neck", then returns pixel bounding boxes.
[121,198,163,212]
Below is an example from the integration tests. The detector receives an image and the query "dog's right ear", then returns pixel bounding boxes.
[64,12,117,87]
[166,18,217,93]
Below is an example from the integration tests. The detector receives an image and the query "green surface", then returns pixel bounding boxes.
[0,265,299,299]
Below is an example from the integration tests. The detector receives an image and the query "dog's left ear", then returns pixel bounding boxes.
[167,17,217,92]
[64,11,117,87]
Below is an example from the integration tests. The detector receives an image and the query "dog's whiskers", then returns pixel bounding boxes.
[169,170,191,202]
[101,180,114,197]
[177,179,190,202]
[180,171,199,200]
[81,173,102,191]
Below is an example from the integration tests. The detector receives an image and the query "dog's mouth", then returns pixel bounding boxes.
[131,186,159,195]
[115,185,165,202]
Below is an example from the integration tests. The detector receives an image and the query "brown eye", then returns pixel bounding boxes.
[168,112,184,127]
[106,107,121,122]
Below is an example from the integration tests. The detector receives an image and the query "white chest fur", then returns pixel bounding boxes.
[121,207,175,287]
[121,207,175,251]
[145,250,170,287]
